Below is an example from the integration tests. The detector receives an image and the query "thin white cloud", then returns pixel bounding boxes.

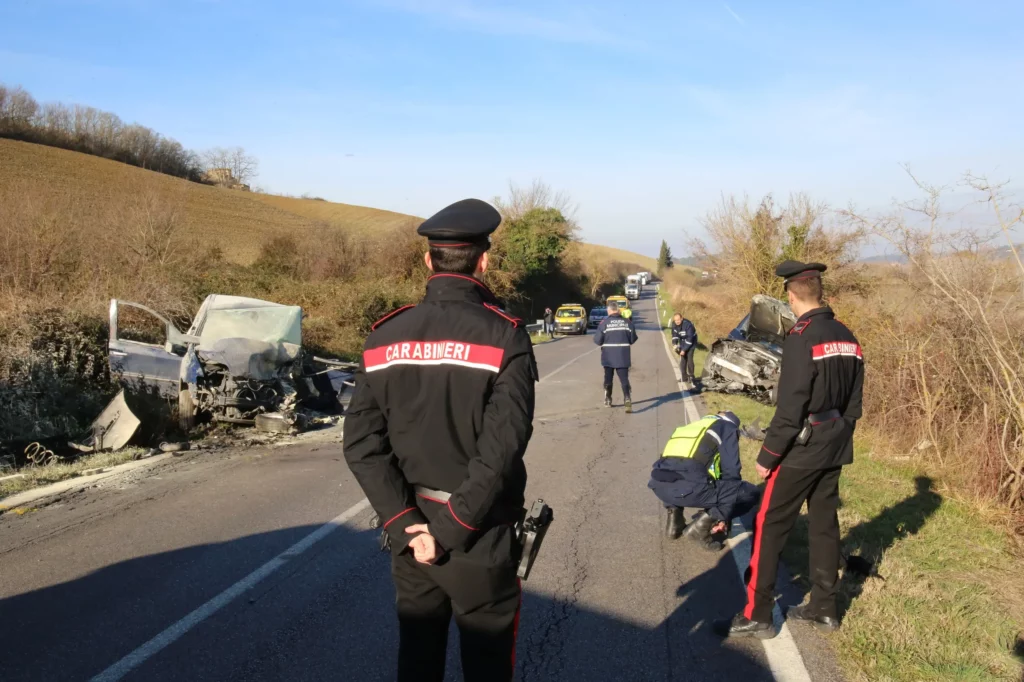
[723,3,744,25]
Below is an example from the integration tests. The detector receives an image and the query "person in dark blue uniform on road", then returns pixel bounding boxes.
[670,312,698,385]
[594,300,638,412]
[649,411,760,549]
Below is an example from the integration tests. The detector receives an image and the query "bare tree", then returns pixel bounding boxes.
[493,179,578,224]
[0,85,38,134]
[202,146,259,184]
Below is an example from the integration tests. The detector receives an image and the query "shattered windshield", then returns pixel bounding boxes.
[198,306,302,348]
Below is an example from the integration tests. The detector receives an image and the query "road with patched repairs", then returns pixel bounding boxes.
[0,289,843,681]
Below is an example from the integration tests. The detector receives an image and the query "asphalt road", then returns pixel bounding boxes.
[0,289,842,681]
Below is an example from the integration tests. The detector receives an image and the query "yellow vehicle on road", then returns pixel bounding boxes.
[606,295,632,320]
[554,304,588,335]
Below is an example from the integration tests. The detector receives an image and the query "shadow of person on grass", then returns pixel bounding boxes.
[780,475,943,620]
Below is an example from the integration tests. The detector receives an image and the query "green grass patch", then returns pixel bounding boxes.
[0,448,143,499]
[701,388,1024,681]
[530,332,555,345]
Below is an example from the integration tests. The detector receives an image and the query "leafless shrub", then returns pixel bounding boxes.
[0,182,86,297]
[114,185,195,269]
[842,172,1024,514]
[693,193,866,300]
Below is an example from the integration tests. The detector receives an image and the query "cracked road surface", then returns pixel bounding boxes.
[0,290,841,681]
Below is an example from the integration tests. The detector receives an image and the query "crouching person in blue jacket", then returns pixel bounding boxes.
[649,411,761,550]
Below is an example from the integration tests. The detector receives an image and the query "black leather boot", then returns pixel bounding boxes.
[665,507,685,539]
[624,390,632,413]
[603,386,613,407]
[714,614,776,639]
[785,604,840,632]
[682,511,714,540]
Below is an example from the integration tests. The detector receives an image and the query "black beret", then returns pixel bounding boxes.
[417,198,501,247]
[776,260,827,284]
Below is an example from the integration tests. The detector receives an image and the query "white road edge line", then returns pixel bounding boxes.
[89,497,372,682]
[655,285,812,682]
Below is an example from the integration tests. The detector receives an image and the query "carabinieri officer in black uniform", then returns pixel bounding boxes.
[343,199,537,682]
[723,260,864,639]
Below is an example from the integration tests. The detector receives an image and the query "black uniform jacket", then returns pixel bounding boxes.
[670,318,697,352]
[343,273,538,555]
[757,306,864,470]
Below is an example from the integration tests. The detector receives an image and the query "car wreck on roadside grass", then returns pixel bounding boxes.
[108,295,355,432]
[700,294,796,405]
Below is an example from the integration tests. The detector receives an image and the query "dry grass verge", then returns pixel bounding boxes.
[0,448,143,499]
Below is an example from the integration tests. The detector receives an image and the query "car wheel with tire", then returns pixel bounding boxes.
[178,388,195,432]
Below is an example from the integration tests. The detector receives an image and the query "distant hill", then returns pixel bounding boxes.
[576,244,657,271]
[0,138,645,271]
[859,253,908,264]
[859,243,1022,264]
[994,243,1024,260]
[0,138,419,264]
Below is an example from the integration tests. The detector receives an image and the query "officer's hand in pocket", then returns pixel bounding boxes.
[406,524,440,565]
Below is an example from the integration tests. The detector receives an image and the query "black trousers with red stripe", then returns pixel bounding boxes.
[391,525,521,682]
[744,465,843,624]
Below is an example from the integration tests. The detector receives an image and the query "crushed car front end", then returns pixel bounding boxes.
[109,295,353,433]
[700,294,796,404]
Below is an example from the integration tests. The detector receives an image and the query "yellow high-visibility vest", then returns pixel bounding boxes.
[661,415,721,480]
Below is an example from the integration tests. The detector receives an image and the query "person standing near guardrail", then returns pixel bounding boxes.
[594,300,638,412]
[343,198,538,681]
[721,260,864,640]
[543,306,554,338]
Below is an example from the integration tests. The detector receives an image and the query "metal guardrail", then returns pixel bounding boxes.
[526,322,543,333]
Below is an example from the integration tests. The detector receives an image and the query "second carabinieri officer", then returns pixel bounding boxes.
[343,199,537,682]
[722,260,864,639]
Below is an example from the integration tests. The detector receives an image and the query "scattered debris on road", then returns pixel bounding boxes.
[24,442,59,466]
[84,389,141,452]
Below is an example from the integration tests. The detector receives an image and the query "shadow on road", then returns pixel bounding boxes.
[631,391,683,414]
[0,521,773,682]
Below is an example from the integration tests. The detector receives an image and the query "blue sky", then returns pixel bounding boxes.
[2,0,1022,258]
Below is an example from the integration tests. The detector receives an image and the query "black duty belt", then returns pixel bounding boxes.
[808,409,842,425]
[410,486,554,581]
